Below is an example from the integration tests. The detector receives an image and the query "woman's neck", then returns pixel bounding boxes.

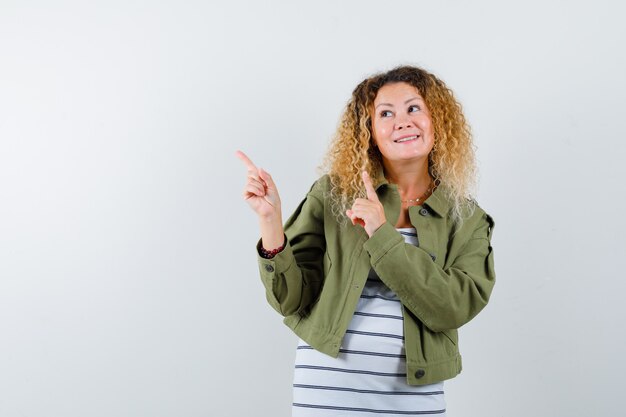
[383,160,433,201]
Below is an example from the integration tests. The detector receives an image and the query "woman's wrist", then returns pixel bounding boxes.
[259,234,287,259]
[259,213,284,251]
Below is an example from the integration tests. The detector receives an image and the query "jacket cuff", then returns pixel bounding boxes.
[256,237,294,278]
[363,222,404,264]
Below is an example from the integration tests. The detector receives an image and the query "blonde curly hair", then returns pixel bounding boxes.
[318,65,478,228]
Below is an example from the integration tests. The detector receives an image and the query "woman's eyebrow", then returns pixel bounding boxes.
[375,97,422,109]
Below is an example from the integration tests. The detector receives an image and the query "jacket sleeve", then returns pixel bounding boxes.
[256,181,326,317]
[363,211,496,332]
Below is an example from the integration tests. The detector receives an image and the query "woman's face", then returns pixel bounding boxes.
[371,82,435,167]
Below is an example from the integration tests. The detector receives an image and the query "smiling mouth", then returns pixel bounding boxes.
[394,135,419,143]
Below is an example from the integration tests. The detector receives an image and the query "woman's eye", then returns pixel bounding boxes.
[380,110,392,117]
[408,105,420,113]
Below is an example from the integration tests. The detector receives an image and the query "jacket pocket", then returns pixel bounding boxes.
[303,252,331,314]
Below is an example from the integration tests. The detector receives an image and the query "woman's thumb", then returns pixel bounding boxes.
[258,167,273,188]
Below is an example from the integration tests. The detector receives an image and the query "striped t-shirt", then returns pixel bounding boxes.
[292,228,447,417]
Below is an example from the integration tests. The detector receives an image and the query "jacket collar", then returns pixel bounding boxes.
[373,167,449,218]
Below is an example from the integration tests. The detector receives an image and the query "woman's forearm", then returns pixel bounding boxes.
[259,213,285,250]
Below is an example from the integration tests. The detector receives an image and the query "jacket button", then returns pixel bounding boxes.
[264,264,274,273]
[419,208,429,216]
[415,369,426,379]
[429,253,436,261]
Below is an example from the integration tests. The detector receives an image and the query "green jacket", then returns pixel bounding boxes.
[256,171,496,386]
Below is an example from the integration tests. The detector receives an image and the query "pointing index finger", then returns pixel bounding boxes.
[362,171,379,202]
[235,150,258,173]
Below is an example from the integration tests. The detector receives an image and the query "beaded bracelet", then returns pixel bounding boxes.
[259,235,287,259]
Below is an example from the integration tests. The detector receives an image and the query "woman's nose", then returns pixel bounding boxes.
[395,116,414,130]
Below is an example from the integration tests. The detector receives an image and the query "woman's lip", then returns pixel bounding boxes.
[394,134,420,143]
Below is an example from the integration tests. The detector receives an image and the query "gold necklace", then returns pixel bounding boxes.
[400,183,435,204]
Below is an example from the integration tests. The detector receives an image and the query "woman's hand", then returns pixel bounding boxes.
[346,171,387,238]
[235,150,282,220]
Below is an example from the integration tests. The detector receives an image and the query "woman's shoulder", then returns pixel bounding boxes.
[456,198,495,240]
[307,174,332,198]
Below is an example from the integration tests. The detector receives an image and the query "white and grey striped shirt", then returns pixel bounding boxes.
[292,228,446,417]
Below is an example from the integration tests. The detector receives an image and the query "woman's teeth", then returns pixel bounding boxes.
[395,135,418,143]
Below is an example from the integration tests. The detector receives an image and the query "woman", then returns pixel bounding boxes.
[236,65,496,416]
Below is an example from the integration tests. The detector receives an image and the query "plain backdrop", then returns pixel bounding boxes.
[1,1,625,416]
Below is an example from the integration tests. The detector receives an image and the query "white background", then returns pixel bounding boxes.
[1,1,625,416]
